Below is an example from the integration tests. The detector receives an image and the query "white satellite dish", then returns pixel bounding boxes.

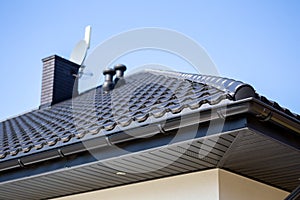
[70,40,88,65]
[70,25,91,65]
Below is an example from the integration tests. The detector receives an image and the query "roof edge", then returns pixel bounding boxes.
[1,97,299,173]
[0,99,251,172]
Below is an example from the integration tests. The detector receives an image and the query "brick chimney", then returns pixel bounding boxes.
[40,55,80,108]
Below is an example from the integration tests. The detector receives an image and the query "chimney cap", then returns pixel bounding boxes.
[114,64,127,71]
[103,68,116,75]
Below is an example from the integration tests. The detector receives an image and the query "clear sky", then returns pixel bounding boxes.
[0,0,299,121]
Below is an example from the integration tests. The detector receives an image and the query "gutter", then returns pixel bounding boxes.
[249,98,300,135]
[0,97,299,172]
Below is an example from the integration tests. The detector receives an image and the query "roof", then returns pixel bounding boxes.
[0,69,299,199]
[1,69,299,161]
[0,70,256,161]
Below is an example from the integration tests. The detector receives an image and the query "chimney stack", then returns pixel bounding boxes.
[40,55,80,108]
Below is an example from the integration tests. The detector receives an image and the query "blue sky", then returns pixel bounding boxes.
[0,0,299,121]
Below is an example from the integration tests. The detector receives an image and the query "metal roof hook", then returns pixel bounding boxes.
[18,159,25,168]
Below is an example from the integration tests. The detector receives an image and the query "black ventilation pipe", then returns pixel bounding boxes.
[114,64,127,87]
[103,68,116,92]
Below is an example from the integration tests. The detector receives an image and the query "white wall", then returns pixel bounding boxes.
[219,170,289,200]
[54,169,289,200]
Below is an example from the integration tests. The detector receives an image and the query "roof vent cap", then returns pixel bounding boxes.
[103,68,116,92]
[114,64,127,87]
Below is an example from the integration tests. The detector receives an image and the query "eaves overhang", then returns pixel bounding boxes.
[0,98,299,199]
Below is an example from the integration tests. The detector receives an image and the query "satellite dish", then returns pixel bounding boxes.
[76,26,103,94]
[70,25,91,65]
[70,40,88,65]
[70,26,94,93]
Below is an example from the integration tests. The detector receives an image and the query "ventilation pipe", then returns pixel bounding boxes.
[114,64,127,87]
[102,68,116,92]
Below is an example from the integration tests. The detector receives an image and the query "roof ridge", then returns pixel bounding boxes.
[146,69,256,100]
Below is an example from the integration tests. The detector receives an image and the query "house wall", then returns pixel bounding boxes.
[219,170,289,200]
[54,169,288,200]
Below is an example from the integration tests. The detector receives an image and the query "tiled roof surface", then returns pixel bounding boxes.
[0,70,299,161]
